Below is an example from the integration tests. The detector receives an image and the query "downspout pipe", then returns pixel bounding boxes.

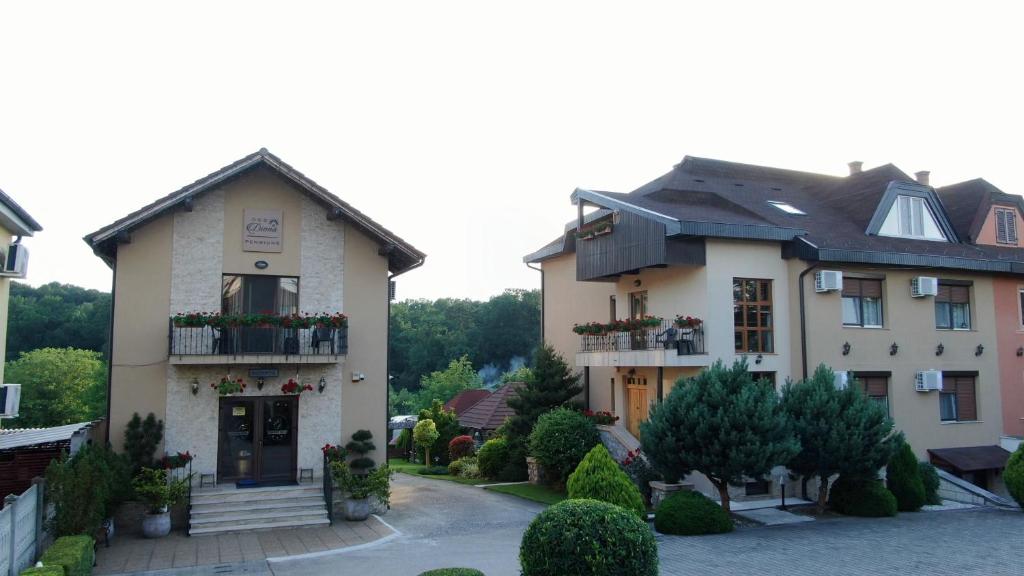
[526,262,544,344]
[104,253,117,445]
[798,261,820,380]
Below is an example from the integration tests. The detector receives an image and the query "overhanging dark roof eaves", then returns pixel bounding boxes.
[675,221,806,241]
[82,149,425,274]
[928,445,1010,472]
[524,235,569,263]
[798,246,1018,273]
[571,188,682,233]
[0,187,43,234]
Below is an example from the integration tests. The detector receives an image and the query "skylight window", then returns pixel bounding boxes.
[767,200,806,215]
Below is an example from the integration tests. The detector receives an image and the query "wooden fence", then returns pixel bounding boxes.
[0,480,44,576]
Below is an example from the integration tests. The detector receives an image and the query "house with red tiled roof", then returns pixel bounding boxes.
[444,389,491,416]
[458,382,524,436]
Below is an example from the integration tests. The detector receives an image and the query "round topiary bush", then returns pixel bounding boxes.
[886,440,926,512]
[567,444,645,519]
[527,408,600,486]
[418,569,485,576]
[520,499,658,576]
[477,437,510,479]
[449,435,476,462]
[918,461,942,505]
[829,476,897,517]
[653,490,733,535]
[1005,444,1024,507]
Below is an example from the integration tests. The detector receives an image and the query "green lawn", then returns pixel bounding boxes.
[387,458,488,485]
[484,483,567,505]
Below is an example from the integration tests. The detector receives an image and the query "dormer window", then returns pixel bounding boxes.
[767,200,805,215]
[995,208,1018,245]
[878,194,947,241]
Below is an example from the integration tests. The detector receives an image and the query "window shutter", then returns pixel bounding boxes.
[955,377,977,421]
[864,377,888,397]
[996,210,1008,243]
[841,278,861,297]
[861,279,882,298]
[1007,211,1018,243]
[950,286,970,304]
[936,284,952,302]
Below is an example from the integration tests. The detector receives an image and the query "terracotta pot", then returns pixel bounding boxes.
[142,510,171,538]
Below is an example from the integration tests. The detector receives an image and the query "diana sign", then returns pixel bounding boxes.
[243,209,283,252]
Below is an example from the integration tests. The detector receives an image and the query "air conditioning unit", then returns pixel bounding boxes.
[0,384,21,418]
[911,276,938,298]
[4,244,29,278]
[833,371,850,390]
[915,370,943,392]
[814,270,843,293]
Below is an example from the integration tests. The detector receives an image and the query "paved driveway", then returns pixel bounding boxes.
[270,475,1021,576]
[269,474,543,576]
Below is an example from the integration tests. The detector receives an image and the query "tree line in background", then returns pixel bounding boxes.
[388,288,540,412]
[7,281,111,361]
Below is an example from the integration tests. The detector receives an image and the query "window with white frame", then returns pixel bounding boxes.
[995,207,1018,245]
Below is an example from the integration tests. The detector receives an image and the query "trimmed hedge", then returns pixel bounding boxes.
[918,461,942,505]
[886,441,925,512]
[477,437,510,479]
[520,499,658,576]
[1005,444,1024,507]
[527,408,600,485]
[829,476,897,517]
[418,570,485,576]
[654,491,733,535]
[20,567,64,576]
[567,444,645,519]
[417,466,450,475]
[40,535,95,576]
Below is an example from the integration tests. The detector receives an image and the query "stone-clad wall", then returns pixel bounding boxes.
[164,363,344,481]
[171,189,224,314]
[300,196,344,312]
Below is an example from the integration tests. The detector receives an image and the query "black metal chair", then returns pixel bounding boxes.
[656,326,678,350]
[311,326,336,354]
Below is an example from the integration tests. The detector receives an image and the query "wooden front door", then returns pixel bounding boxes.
[626,376,649,439]
[218,396,298,484]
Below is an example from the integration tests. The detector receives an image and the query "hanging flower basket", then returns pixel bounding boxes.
[211,376,245,395]
[281,378,314,395]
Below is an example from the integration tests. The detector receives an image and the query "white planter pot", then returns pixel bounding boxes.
[344,498,371,521]
[142,510,171,538]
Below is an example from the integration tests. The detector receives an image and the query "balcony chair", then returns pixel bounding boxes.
[311,326,336,355]
[655,326,678,350]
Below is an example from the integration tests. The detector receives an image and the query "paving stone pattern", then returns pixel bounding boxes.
[658,507,1021,576]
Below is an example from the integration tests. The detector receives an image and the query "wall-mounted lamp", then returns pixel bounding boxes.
[889,342,899,356]
[191,378,199,396]
[841,342,851,356]
[935,343,944,356]
[1017,347,1023,357]
[256,377,265,391]
[975,344,984,357]
[318,376,327,394]
[755,354,763,365]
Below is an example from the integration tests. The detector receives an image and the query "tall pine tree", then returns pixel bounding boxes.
[499,345,582,480]
[641,359,798,512]
[781,365,897,510]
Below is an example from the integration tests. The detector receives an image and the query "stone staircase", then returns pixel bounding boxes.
[188,484,330,536]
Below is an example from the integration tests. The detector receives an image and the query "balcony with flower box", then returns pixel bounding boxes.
[168,312,348,365]
[574,316,708,368]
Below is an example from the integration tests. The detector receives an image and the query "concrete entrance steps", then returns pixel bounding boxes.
[189,484,329,535]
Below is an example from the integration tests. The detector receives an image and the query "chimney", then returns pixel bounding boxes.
[915,171,930,186]
[848,161,863,175]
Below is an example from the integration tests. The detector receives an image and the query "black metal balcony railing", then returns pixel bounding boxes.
[577,319,705,356]
[169,320,349,357]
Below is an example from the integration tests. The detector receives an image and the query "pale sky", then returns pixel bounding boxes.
[1,1,1022,301]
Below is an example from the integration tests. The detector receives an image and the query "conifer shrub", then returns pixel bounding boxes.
[527,408,599,486]
[1004,444,1024,507]
[918,461,942,505]
[886,440,926,512]
[566,445,645,519]
[653,491,733,535]
[477,437,510,479]
[346,429,377,471]
[449,435,476,461]
[519,499,658,576]
[829,476,897,517]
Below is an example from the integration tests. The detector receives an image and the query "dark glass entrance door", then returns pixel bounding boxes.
[218,396,297,484]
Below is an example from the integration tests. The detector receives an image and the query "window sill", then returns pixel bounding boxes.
[935,328,976,333]
[842,325,887,330]
[940,420,983,425]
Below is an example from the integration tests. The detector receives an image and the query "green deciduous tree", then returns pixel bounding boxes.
[780,365,896,510]
[641,359,799,512]
[7,282,111,361]
[413,419,439,466]
[418,356,483,407]
[5,347,106,428]
[528,408,600,487]
[417,400,463,465]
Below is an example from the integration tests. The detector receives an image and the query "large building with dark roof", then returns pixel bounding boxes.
[527,155,1023,500]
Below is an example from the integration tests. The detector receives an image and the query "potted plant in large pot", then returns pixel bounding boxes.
[132,468,189,538]
[329,461,392,521]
